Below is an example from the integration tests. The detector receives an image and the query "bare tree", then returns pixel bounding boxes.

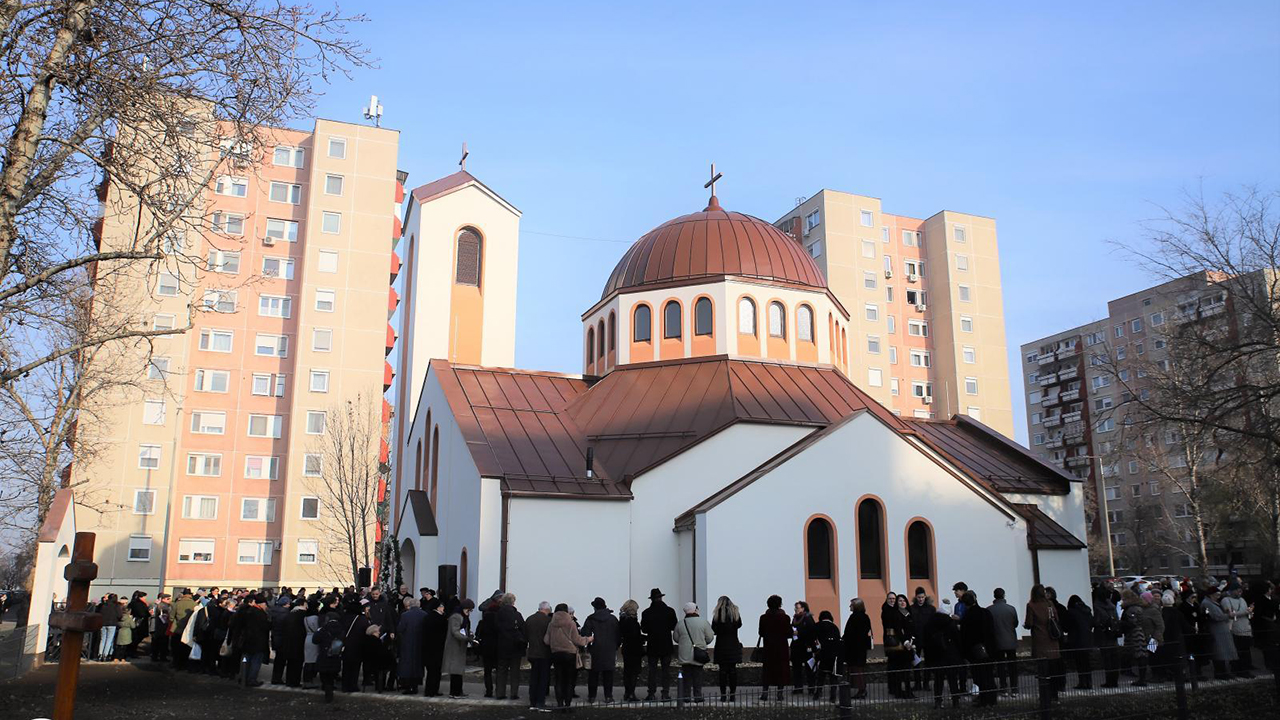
[304,391,384,588]
[0,0,369,389]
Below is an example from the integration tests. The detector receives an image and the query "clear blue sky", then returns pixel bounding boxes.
[313,1,1280,443]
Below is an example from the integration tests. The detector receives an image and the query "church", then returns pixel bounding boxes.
[389,167,1089,631]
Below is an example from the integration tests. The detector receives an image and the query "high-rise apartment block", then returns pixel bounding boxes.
[776,190,1014,437]
[75,118,402,594]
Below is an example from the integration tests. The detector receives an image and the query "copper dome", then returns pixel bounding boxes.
[601,196,827,300]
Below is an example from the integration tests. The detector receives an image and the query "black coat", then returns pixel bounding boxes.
[239,605,272,656]
[758,609,791,686]
[475,602,500,660]
[280,608,308,661]
[312,615,343,674]
[1063,603,1094,650]
[494,603,526,660]
[813,619,841,672]
[641,600,677,656]
[711,616,742,664]
[422,609,447,670]
[341,612,370,662]
[790,612,816,661]
[582,608,620,666]
[960,604,994,661]
[366,597,393,630]
[619,614,645,660]
[842,610,872,667]
[269,603,290,650]
[922,611,962,666]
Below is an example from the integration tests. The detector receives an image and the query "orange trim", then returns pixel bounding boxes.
[691,294,716,357]
[448,224,486,364]
[630,302,654,363]
[803,513,841,623]
[903,517,938,603]
[392,232,419,530]
[659,298,684,361]
[854,494,891,644]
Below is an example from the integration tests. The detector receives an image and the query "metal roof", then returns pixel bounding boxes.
[907,415,1076,495]
[1011,504,1087,550]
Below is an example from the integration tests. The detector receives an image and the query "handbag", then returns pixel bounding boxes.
[1047,609,1062,642]
[685,619,710,664]
[218,635,233,657]
[750,637,763,664]
[329,618,358,657]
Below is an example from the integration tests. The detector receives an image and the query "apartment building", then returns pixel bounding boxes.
[776,190,1014,437]
[1020,271,1266,578]
[75,118,402,595]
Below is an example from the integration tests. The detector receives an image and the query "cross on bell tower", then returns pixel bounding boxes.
[704,163,723,211]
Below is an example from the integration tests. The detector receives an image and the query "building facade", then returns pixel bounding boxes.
[775,190,1014,438]
[74,118,401,595]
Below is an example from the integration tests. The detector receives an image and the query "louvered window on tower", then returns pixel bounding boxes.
[455,228,482,286]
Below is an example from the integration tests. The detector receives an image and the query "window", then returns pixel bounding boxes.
[186,452,222,477]
[189,411,226,435]
[318,249,339,273]
[890,378,900,395]
[886,287,894,303]
[730,298,755,336]
[127,535,152,562]
[211,212,245,235]
[251,373,286,397]
[244,456,279,480]
[888,346,897,364]
[1116,346,1127,361]
[862,240,875,258]
[909,349,931,368]
[1127,460,1139,475]
[796,305,814,342]
[864,303,879,322]
[201,289,237,313]
[258,294,291,318]
[960,316,973,333]
[240,497,277,522]
[1111,533,1127,547]
[1029,390,1042,404]
[144,356,169,381]
[262,257,294,279]
[954,226,967,243]
[152,313,175,331]
[255,333,288,357]
[193,369,229,393]
[324,174,344,195]
[1174,503,1192,518]
[320,211,341,234]
[965,377,979,395]
[269,182,301,204]
[904,259,925,277]
[1150,481,1161,495]
[156,272,180,297]
[887,315,896,334]
[132,488,156,515]
[856,499,884,579]
[1033,433,1045,445]
[177,535,215,563]
[767,302,786,338]
[273,145,304,167]
[882,226,890,242]
[867,335,881,354]
[958,285,972,302]
[247,414,283,438]
[912,381,934,398]
[309,370,330,393]
[907,521,933,579]
[863,271,877,290]
[297,539,319,565]
[214,175,248,197]
[1131,318,1143,333]
[1091,375,1111,390]
[1105,486,1120,501]
[455,227,481,285]
[1096,418,1115,433]
[1150,312,1164,327]
[237,540,273,565]
[902,230,920,247]
[206,249,241,274]
[315,289,336,312]
[305,411,327,435]
[312,328,333,352]
[327,137,346,158]
[634,304,652,342]
[1031,412,1041,424]
[265,218,299,242]
[1094,396,1114,411]
[1114,324,1124,339]
[1108,510,1124,524]
[859,209,873,227]
[1135,341,1144,356]
[868,368,883,387]
[663,301,682,339]
[907,319,928,337]
[955,254,969,271]
[303,453,323,476]
[181,495,218,519]
[142,399,166,425]
[301,497,320,520]
[807,240,822,258]
[692,297,713,336]
[905,289,927,306]
[1154,338,1166,349]
[806,517,834,579]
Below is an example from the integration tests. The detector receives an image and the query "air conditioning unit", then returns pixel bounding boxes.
[884,269,893,279]
[272,540,282,550]
[922,395,933,404]
[915,303,927,312]
[262,236,276,246]
[907,273,919,283]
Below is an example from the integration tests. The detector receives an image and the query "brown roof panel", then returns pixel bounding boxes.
[1011,504,1087,549]
[410,170,520,212]
[907,416,1075,495]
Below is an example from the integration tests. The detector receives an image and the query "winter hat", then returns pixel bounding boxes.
[1140,591,1154,605]
[1162,591,1175,607]
[460,599,475,611]
[591,597,607,610]
[683,602,698,615]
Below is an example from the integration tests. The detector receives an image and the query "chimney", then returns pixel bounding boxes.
[585,447,595,479]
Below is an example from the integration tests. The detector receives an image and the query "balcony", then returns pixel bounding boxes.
[1057,345,1080,360]
[1175,303,1226,324]
[1060,388,1080,402]
[1058,366,1079,381]
[1045,438,1064,449]
[383,361,394,390]
[1038,354,1057,366]
[1043,415,1063,428]
[385,324,396,356]
[1064,430,1087,446]
[1066,456,1092,468]
[388,287,399,317]
[389,251,401,282]
[1038,373,1057,387]
[1062,410,1083,423]
[1041,394,1061,407]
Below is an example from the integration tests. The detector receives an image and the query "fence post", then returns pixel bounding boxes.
[1173,649,1188,720]
[837,679,852,720]
[1036,659,1051,720]
[675,669,683,709]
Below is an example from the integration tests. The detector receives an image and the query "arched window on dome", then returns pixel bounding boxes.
[607,312,616,351]
[798,304,815,343]
[738,297,757,335]
[768,301,786,339]
[597,319,605,358]
[586,327,595,365]
[633,304,652,343]
[694,297,713,336]
[455,227,482,287]
[663,300,682,339]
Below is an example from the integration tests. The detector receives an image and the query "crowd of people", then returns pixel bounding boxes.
[71,574,1275,711]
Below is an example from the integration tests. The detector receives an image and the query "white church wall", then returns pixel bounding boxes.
[505,497,630,613]
[1037,549,1091,606]
[628,422,811,609]
[700,413,1037,626]
[1003,484,1089,544]
[477,477,503,599]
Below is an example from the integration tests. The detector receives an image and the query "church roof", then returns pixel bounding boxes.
[1011,504,1087,549]
[599,197,827,301]
[400,490,439,537]
[409,170,520,213]
[906,415,1077,495]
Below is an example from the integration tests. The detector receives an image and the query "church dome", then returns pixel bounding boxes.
[600,196,828,300]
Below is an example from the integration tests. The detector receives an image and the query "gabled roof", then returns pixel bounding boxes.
[1011,504,1087,550]
[409,170,520,214]
[907,415,1076,495]
[399,490,438,537]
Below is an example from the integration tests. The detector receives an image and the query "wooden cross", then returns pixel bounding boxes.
[704,163,722,197]
[459,142,468,171]
[48,532,102,720]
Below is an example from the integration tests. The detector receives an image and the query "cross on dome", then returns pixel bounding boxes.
[704,162,723,211]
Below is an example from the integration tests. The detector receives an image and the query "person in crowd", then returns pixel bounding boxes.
[987,587,1019,696]
[790,600,817,695]
[395,597,426,694]
[1023,585,1059,703]
[339,599,371,692]
[524,600,553,710]
[711,595,742,703]
[494,592,526,701]
[1140,590,1165,681]
[618,599,645,703]
[419,587,435,606]
[1119,589,1149,687]
[641,588,677,701]
[673,601,714,703]
[267,596,290,684]
[170,588,196,669]
[582,596,618,704]
[546,602,591,708]
[1200,586,1236,680]
[922,597,962,709]
[150,593,171,663]
[842,598,872,700]
[303,600,323,688]
[1092,584,1122,687]
[759,594,792,702]
[883,593,916,699]
[127,591,149,657]
[1253,581,1278,674]
[961,590,998,706]
[279,598,308,687]
[1063,595,1094,689]
[237,593,271,688]
[115,597,135,660]
[1158,590,1190,682]
[951,582,970,620]
[422,598,448,698]
[97,593,120,661]
[475,590,503,697]
[216,597,240,678]
[312,600,345,703]
[1222,581,1254,678]
[811,609,841,702]
[443,599,475,698]
[879,591,898,641]
[1045,587,1068,692]
[909,588,934,693]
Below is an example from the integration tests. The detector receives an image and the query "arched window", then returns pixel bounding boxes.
[422,410,431,492]
[798,305,814,342]
[857,498,885,579]
[414,441,423,492]
[633,304,651,342]
[598,319,605,357]
[738,297,757,335]
[607,312,616,351]
[430,426,440,509]
[586,327,595,364]
[455,227,482,287]
[908,521,933,580]
[663,300,682,339]
[768,301,786,338]
[806,517,834,580]
[694,297,713,336]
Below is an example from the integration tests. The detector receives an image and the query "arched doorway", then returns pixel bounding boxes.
[459,547,469,603]
[855,495,890,643]
[905,519,938,602]
[803,515,840,622]
[400,538,416,593]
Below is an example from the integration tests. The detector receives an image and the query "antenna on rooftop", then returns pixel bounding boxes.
[363,94,383,127]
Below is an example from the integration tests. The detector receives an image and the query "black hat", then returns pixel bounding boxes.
[591,597,606,610]
[649,588,664,600]
[460,598,475,611]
